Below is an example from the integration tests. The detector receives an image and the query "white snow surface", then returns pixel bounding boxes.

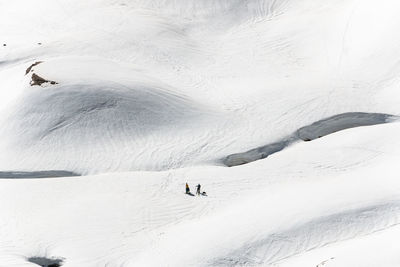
[1,0,400,266]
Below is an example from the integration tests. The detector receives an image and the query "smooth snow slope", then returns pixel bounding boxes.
[1,0,400,266]
[2,0,400,173]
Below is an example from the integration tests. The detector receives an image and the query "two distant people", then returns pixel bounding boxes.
[186,183,207,196]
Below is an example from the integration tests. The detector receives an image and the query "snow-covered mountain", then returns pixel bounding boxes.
[1,0,400,266]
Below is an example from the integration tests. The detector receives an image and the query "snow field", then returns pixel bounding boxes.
[2,0,400,266]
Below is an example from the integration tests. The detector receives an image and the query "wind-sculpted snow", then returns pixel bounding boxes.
[2,0,400,266]
[129,0,291,22]
[19,83,200,139]
[224,112,398,167]
[0,73,215,173]
[212,201,400,266]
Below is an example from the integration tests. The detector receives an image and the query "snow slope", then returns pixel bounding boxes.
[1,0,400,266]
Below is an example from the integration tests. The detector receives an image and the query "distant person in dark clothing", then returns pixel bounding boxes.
[186,183,190,194]
[196,184,201,195]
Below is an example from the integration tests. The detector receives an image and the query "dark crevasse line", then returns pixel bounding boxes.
[223,112,398,167]
[296,112,395,141]
[0,170,80,178]
[27,256,65,267]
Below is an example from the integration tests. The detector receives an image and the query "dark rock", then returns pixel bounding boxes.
[25,61,43,75]
[30,73,58,86]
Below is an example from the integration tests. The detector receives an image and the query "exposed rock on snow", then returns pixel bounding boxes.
[30,73,58,86]
[25,61,43,75]
[26,61,58,86]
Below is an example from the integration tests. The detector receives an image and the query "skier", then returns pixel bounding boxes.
[196,184,201,195]
[186,183,190,194]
